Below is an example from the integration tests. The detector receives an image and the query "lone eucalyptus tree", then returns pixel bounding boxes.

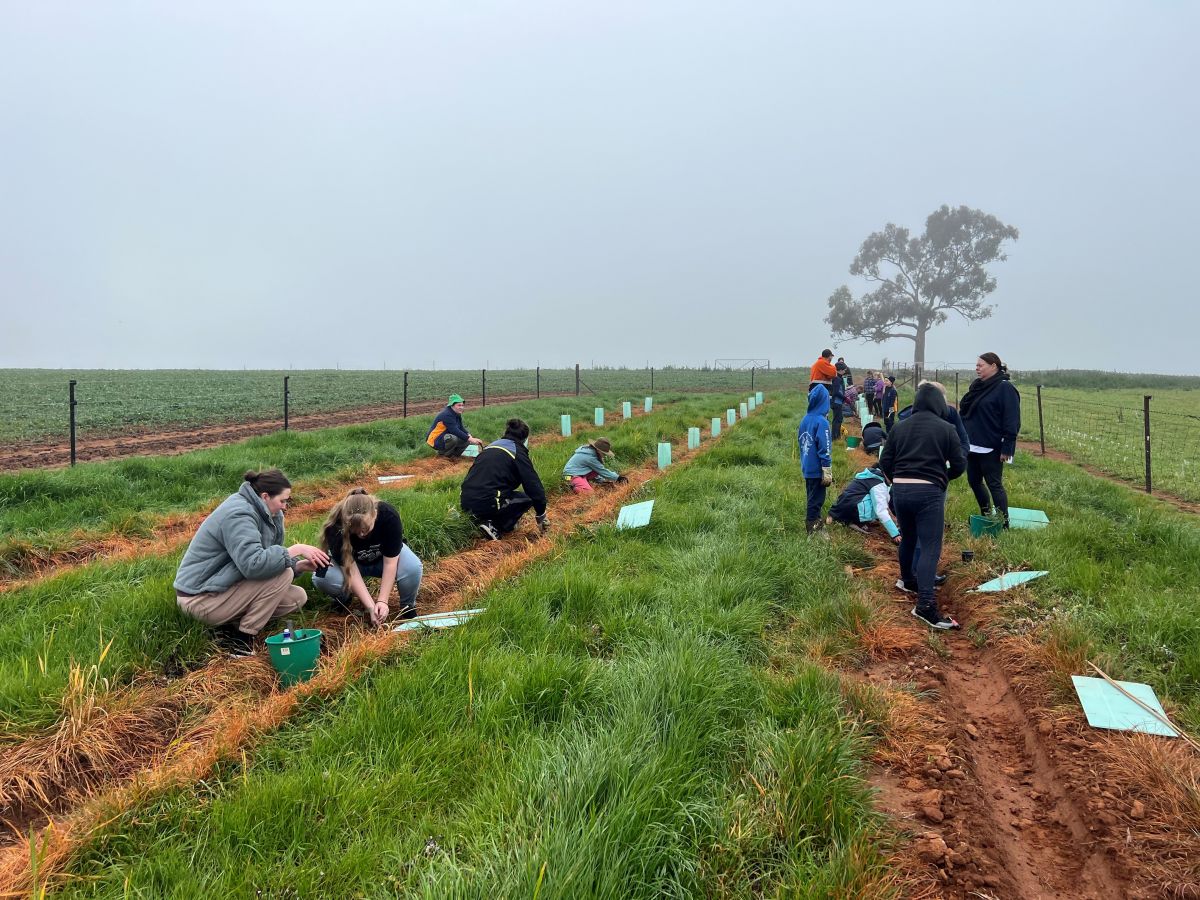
[825,205,1019,368]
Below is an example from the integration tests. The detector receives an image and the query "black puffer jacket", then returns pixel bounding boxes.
[460,438,547,515]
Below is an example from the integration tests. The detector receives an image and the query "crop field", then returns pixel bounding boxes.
[1013,383,1200,502]
[0,367,803,445]
[0,387,1198,897]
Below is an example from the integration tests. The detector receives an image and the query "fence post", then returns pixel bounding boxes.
[1036,385,1046,456]
[1144,395,1152,494]
[575,364,580,397]
[536,366,541,399]
[955,372,959,404]
[403,371,409,418]
[482,369,487,407]
[651,367,655,392]
[68,379,78,466]
[751,366,755,391]
[283,375,290,431]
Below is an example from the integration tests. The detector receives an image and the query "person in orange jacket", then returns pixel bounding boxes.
[809,349,838,390]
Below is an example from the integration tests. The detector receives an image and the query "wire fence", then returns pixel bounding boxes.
[1017,386,1200,503]
[0,365,808,466]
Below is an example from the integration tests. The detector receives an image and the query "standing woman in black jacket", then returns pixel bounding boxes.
[959,353,1022,527]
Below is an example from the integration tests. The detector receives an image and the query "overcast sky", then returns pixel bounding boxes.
[2,2,1196,374]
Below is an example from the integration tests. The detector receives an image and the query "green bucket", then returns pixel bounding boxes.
[265,628,322,686]
[846,435,861,449]
[969,515,1003,538]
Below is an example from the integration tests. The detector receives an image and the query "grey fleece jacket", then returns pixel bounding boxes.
[174,481,291,595]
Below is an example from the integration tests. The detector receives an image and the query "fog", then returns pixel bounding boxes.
[2,2,1196,374]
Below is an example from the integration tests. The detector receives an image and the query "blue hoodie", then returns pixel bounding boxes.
[798,385,832,478]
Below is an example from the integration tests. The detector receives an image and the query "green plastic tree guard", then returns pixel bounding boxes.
[561,415,571,437]
[645,397,653,413]
[727,408,736,425]
[657,442,671,468]
[747,397,756,412]
[687,426,700,449]
[594,407,604,426]
[711,417,721,436]
[739,402,748,419]
[622,401,632,419]
[755,391,763,404]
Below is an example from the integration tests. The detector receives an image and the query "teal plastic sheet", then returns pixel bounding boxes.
[617,500,655,529]
[393,608,485,633]
[1071,675,1179,737]
[974,571,1049,592]
[1008,507,1050,529]
[461,444,480,458]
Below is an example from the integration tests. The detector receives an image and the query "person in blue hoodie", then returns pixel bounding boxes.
[959,353,1021,527]
[798,385,833,534]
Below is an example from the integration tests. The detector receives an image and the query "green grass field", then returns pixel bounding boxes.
[1013,384,1200,501]
[0,368,801,443]
[0,392,755,731]
[4,381,1199,896]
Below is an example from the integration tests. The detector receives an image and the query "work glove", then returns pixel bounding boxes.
[821,467,833,487]
[536,513,550,533]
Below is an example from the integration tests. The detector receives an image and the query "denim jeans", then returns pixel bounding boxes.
[805,477,827,523]
[312,544,423,607]
[892,482,946,616]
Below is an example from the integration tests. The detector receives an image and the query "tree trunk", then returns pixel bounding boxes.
[913,326,927,371]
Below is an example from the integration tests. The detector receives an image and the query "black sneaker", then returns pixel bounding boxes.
[934,574,947,587]
[895,579,917,593]
[477,521,500,541]
[216,624,256,658]
[911,607,960,630]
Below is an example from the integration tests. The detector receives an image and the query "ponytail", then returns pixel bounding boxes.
[318,488,379,575]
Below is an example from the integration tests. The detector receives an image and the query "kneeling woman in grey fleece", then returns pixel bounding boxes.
[174,469,329,656]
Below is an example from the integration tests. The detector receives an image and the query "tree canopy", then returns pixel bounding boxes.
[825,205,1019,367]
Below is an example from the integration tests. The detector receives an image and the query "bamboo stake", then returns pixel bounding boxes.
[1086,662,1200,754]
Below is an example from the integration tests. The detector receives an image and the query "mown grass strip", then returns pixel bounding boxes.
[47,398,894,899]
[0,394,749,733]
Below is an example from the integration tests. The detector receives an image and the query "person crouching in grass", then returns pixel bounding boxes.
[562,437,625,493]
[313,488,422,625]
[175,469,329,658]
[798,385,833,535]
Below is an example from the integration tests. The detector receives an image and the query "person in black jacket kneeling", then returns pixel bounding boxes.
[959,353,1021,527]
[460,418,548,540]
[880,383,967,630]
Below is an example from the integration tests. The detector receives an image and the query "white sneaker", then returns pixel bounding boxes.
[477,521,500,541]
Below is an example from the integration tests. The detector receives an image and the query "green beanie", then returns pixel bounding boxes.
[448,394,464,405]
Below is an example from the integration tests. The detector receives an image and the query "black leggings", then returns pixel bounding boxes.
[892,482,946,616]
[967,451,1009,523]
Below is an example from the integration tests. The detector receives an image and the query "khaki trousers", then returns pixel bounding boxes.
[177,568,307,636]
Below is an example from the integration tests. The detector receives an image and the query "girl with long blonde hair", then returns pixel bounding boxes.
[313,488,422,625]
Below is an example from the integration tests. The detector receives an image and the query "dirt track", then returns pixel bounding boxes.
[841,430,1194,898]
[0,392,574,471]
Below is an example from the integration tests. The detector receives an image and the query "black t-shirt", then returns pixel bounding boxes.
[326,502,404,567]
